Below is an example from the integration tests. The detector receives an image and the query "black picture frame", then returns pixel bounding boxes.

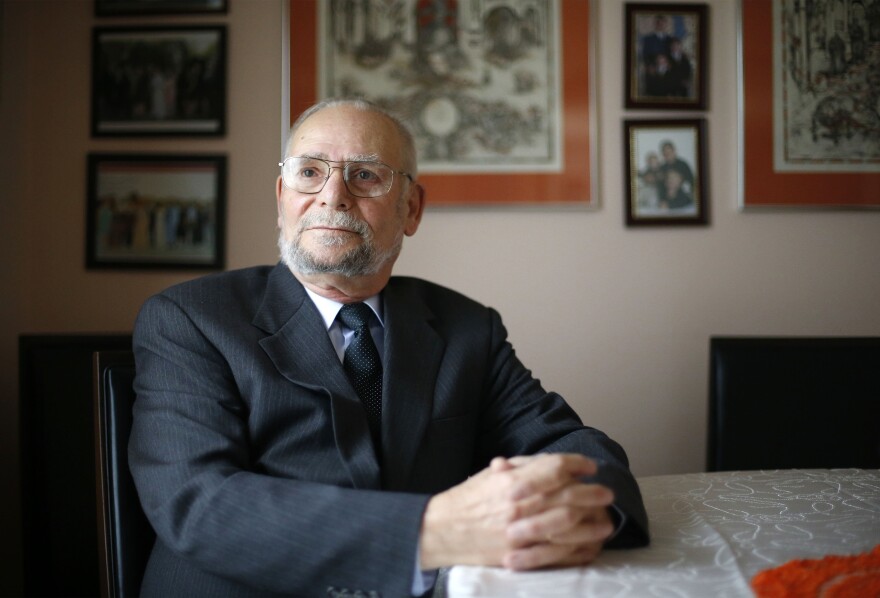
[86,153,227,270]
[624,118,708,226]
[91,26,226,137]
[95,0,228,17]
[625,3,708,110]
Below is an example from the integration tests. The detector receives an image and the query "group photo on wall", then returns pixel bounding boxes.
[86,154,226,269]
[91,25,227,136]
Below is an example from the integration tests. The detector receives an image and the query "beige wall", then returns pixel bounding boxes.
[1,1,284,592]
[1,0,878,592]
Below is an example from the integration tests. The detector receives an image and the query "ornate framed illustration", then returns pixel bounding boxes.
[91,26,227,137]
[624,119,708,226]
[287,0,596,206]
[95,0,228,17]
[740,0,880,208]
[625,3,708,110]
[86,154,226,270]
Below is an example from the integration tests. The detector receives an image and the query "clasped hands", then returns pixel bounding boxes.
[419,454,615,571]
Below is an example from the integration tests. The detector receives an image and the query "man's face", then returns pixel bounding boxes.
[666,170,682,192]
[654,16,668,32]
[276,106,423,278]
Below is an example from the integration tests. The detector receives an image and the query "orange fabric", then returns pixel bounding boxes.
[751,545,880,598]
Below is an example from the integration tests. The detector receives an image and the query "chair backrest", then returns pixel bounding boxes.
[93,350,155,598]
[708,337,880,472]
[19,334,133,596]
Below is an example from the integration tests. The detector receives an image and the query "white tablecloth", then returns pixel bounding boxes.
[446,469,880,597]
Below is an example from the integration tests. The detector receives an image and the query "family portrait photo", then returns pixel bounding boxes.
[625,119,707,226]
[626,3,707,109]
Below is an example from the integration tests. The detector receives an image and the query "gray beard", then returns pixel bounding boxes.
[278,209,402,278]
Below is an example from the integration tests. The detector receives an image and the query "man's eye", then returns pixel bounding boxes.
[300,168,320,178]
[351,169,379,181]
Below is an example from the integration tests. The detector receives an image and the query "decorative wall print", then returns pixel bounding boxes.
[91,26,227,137]
[741,0,880,208]
[321,0,560,173]
[774,0,879,171]
[86,154,226,269]
[290,0,596,206]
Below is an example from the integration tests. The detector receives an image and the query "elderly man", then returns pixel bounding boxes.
[130,98,649,598]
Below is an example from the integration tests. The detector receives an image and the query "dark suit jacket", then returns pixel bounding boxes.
[130,264,649,598]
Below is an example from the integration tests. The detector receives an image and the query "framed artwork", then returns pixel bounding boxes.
[624,119,708,226]
[740,0,880,208]
[86,154,226,270]
[91,26,227,137]
[625,3,708,110]
[0,4,4,102]
[95,0,227,16]
[287,0,596,207]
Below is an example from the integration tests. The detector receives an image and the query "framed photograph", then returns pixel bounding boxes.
[624,119,708,226]
[86,154,226,270]
[625,3,708,110]
[287,0,597,206]
[95,0,227,17]
[91,26,226,137]
[740,0,880,208]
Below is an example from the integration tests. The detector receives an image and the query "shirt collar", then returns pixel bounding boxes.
[304,287,384,330]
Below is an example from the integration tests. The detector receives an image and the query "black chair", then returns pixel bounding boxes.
[19,333,132,597]
[93,351,155,598]
[707,337,880,472]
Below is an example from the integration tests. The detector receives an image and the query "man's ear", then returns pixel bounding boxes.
[275,176,285,228]
[404,183,426,237]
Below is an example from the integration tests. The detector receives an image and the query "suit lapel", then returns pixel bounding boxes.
[381,280,445,490]
[254,264,381,490]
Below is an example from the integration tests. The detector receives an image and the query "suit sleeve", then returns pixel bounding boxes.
[130,293,430,597]
[475,307,650,548]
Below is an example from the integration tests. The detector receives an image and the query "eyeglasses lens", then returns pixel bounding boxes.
[281,158,393,198]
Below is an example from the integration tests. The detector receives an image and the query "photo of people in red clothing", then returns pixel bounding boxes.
[86,154,226,269]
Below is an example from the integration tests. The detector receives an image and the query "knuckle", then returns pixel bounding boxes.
[558,486,578,503]
[518,520,539,537]
[562,508,582,526]
[497,471,520,496]
[550,454,568,472]
[502,503,521,523]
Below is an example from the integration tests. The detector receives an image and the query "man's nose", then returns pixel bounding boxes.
[319,166,352,208]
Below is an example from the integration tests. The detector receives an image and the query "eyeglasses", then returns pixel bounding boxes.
[278,157,413,198]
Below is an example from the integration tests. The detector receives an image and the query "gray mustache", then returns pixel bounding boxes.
[298,211,370,237]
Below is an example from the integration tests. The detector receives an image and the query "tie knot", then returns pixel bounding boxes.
[338,302,374,331]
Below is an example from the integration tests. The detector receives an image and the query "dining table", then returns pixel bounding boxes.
[444,468,880,597]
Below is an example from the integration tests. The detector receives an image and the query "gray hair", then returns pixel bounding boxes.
[283,98,419,178]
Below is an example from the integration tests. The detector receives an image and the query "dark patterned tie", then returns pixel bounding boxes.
[337,303,382,446]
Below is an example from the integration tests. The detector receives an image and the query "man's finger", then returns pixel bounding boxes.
[509,482,615,522]
[508,454,598,500]
[507,505,614,546]
[502,541,576,571]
